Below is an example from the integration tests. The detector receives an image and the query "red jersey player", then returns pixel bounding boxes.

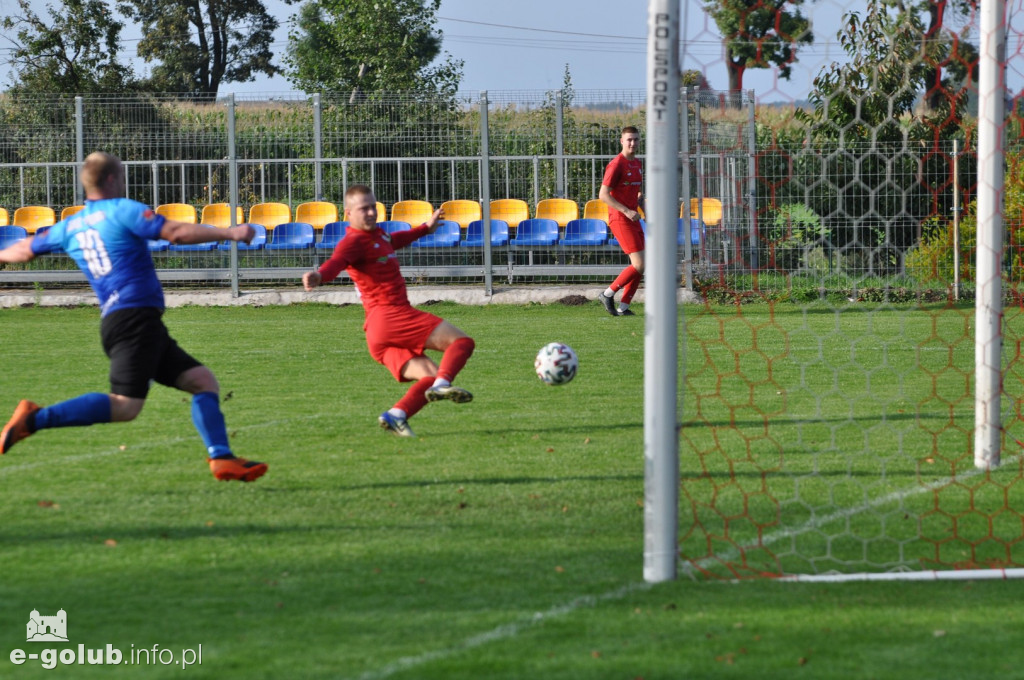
[598,126,645,316]
[302,185,475,437]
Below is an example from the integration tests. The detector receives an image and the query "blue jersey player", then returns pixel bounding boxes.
[0,152,267,482]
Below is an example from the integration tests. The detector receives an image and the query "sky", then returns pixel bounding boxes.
[0,0,1011,103]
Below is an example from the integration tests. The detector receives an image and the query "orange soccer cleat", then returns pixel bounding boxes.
[208,455,268,482]
[1,400,41,454]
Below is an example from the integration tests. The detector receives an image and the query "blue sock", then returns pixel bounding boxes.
[191,392,232,458]
[34,393,112,430]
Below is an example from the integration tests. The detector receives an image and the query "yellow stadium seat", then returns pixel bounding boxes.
[295,201,339,230]
[0,208,8,226]
[440,200,482,229]
[583,199,609,223]
[535,198,579,227]
[342,201,387,222]
[201,203,244,228]
[248,202,292,231]
[489,199,530,228]
[156,203,198,224]
[13,206,56,234]
[685,197,723,226]
[60,205,84,221]
[390,200,434,226]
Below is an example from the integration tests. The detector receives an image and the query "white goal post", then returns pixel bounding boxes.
[974,0,1006,470]
[643,0,681,584]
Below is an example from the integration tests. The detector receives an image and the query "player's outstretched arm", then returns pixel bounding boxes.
[302,270,322,291]
[423,208,444,233]
[0,237,36,265]
[162,220,254,245]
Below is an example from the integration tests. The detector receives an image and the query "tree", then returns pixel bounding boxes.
[910,0,979,114]
[284,0,462,97]
[795,0,953,141]
[119,0,280,99]
[793,0,965,265]
[703,0,813,94]
[1,0,137,93]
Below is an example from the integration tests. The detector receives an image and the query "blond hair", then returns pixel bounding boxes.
[80,152,123,195]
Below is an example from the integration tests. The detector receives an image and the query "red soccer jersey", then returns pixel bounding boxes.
[602,153,643,219]
[317,225,428,313]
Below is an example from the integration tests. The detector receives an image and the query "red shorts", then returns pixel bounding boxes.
[364,304,443,381]
[609,216,645,255]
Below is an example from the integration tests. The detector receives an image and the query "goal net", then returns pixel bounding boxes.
[653,0,1024,580]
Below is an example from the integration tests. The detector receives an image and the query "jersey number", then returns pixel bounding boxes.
[74,230,113,277]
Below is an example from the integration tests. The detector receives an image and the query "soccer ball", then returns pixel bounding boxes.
[535,342,578,386]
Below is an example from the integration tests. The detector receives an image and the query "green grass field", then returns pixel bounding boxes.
[2,301,1024,679]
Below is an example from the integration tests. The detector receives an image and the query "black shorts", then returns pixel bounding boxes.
[100,307,202,399]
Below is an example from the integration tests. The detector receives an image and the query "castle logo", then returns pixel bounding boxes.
[26,609,67,643]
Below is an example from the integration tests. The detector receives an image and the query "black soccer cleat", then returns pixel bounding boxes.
[599,293,619,316]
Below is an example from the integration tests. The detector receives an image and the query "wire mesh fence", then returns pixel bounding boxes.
[0,87,997,294]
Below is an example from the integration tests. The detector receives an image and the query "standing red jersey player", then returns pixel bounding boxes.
[598,126,645,317]
[302,185,475,437]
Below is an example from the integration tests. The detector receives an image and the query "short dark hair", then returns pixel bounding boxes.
[621,126,639,135]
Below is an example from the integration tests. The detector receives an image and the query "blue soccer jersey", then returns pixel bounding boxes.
[32,199,167,316]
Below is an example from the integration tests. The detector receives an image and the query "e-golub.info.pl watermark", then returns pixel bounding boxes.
[9,609,202,670]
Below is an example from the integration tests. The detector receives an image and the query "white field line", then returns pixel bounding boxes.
[5,414,1021,676]
[712,450,1024,561]
[687,451,1024,582]
[354,581,653,680]
[359,451,1024,679]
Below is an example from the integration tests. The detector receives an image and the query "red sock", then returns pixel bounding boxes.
[621,269,642,304]
[396,376,434,419]
[437,337,475,383]
[611,265,638,293]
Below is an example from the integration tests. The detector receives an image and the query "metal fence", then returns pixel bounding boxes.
[0,89,974,293]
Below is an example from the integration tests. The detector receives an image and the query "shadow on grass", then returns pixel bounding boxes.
[332,472,644,492]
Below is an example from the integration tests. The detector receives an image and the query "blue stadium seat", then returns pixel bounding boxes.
[560,218,608,246]
[378,220,412,235]
[510,218,559,247]
[169,226,220,251]
[0,225,28,249]
[147,239,170,252]
[609,219,646,248]
[218,224,267,251]
[410,220,460,248]
[169,242,217,251]
[317,221,349,250]
[461,219,509,247]
[266,222,314,250]
[682,217,703,245]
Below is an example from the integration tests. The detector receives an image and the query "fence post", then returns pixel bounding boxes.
[747,89,758,271]
[681,87,693,291]
[314,93,323,201]
[532,156,540,207]
[151,162,159,209]
[480,91,493,296]
[75,97,84,206]
[952,140,961,302]
[555,91,565,198]
[226,93,240,298]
